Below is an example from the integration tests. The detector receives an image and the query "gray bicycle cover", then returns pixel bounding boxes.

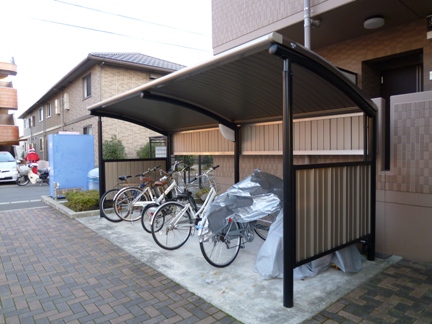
[204,169,283,233]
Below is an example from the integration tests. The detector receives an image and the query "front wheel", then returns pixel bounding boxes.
[100,189,122,222]
[200,221,241,268]
[141,203,159,233]
[16,175,30,186]
[151,201,192,250]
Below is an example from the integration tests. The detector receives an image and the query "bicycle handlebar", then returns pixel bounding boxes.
[189,165,219,183]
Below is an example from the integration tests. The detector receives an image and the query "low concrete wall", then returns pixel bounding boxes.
[42,196,100,219]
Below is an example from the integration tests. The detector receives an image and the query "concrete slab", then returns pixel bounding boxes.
[78,216,401,324]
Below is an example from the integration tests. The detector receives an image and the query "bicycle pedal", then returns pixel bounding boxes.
[240,244,246,249]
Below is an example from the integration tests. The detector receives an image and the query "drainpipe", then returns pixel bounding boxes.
[304,0,320,49]
[304,0,312,49]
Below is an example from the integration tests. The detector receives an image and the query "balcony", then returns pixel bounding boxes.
[0,61,17,79]
[0,87,18,110]
[0,125,19,146]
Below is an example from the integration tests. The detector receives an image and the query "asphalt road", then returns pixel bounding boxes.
[0,182,50,211]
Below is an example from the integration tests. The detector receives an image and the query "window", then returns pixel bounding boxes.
[55,99,60,114]
[46,102,51,118]
[24,119,28,129]
[63,93,69,110]
[28,116,35,128]
[83,125,93,135]
[38,107,44,122]
[39,138,44,152]
[83,74,92,98]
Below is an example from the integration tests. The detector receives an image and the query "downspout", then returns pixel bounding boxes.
[98,62,105,195]
[304,0,320,49]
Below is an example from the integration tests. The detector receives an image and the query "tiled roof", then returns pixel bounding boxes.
[89,52,185,71]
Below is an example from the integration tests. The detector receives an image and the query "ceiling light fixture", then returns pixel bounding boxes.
[364,16,385,29]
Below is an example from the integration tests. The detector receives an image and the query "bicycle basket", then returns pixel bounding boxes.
[191,174,220,202]
[172,171,186,192]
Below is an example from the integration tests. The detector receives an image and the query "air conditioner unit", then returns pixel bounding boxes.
[63,93,70,110]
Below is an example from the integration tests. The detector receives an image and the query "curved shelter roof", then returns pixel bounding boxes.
[88,33,376,135]
[88,33,378,309]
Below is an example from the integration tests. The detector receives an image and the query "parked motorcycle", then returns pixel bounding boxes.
[16,162,49,186]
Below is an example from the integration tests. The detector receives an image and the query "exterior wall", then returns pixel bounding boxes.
[375,92,432,262]
[173,128,235,155]
[316,20,432,93]
[101,118,161,160]
[242,114,364,155]
[212,0,329,54]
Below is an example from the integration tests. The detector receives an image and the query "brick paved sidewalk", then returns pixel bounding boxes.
[306,259,432,323]
[0,207,241,324]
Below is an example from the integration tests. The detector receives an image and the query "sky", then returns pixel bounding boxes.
[1,0,213,117]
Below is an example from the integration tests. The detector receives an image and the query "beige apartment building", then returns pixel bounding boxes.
[19,53,184,164]
[209,0,432,262]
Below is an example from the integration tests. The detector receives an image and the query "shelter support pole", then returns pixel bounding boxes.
[283,59,295,308]
[167,133,173,170]
[368,115,377,261]
[234,128,240,183]
[97,116,106,196]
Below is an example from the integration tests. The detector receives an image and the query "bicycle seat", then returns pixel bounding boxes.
[140,176,153,183]
[154,180,168,186]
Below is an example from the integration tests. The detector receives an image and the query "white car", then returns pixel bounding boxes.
[0,151,19,183]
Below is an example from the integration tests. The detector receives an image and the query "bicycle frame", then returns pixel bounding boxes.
[151,165,219,229]
[157,185,217,230]
[134,178,179,209]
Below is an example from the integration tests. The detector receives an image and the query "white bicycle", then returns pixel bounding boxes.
[150,165,220,250]
[113,161,187,227]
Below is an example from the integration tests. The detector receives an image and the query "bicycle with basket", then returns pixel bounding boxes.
[150,165,220,250]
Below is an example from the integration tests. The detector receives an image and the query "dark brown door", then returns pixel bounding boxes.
[381,64,421,170]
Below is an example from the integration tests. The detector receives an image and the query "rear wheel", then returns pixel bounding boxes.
[113,187,149,222]
[100,189,122,222]
[200,221,241,268]
[16,175,30,186]
[151,201,192,250]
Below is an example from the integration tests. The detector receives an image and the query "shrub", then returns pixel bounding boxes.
[136,142,153,158]
[103,135,127,160]
[65,190,99,212]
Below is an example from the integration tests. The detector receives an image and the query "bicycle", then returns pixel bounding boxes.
[140,163,191,233]
[150,165,220,250]
[113,162,187,225]
[99,174,134,222]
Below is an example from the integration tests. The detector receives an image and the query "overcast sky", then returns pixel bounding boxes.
[1,0,213,116]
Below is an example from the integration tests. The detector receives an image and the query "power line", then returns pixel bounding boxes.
[29,17,212,53]
[54,0,208,37]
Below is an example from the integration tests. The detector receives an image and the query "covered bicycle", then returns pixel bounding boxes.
[197,169,283,267]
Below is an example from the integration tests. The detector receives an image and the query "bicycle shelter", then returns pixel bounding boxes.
[88,32,377,308]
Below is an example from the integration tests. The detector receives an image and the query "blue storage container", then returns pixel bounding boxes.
[48,134,95,198]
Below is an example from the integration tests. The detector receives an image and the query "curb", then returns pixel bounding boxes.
[41,195,100,219]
